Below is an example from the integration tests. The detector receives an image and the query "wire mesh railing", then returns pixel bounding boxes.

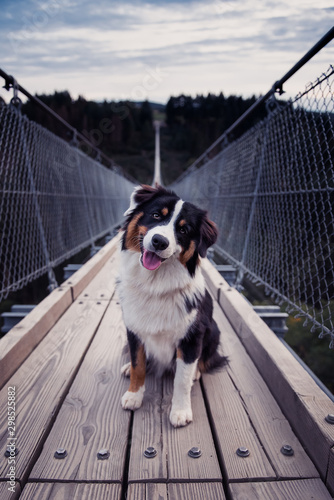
[171,65,334,347]
[0,99,135,300]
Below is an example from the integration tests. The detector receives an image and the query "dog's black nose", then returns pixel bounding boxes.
[152,234,169,251]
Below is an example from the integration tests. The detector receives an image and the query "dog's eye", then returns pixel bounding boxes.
[152,212,161,219]
[179,227,187,234]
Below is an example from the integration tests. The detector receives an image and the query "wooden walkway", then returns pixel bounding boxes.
[1,235,334,499]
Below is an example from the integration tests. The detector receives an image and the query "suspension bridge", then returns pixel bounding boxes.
[0,28,334,500]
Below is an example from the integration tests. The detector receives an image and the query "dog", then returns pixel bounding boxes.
[117,184,227,427]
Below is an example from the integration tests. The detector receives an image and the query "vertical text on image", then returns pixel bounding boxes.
[7,386,17,493]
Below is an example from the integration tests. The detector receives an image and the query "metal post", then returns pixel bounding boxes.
[235,118,271,289]
[153,121,162,186]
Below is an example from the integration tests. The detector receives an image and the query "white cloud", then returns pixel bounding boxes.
[0,0,333,103]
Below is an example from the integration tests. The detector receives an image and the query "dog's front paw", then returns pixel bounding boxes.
[121,387,144,410]
[169,406,193,427]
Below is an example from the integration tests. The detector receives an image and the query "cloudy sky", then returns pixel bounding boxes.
[0,0,333,104]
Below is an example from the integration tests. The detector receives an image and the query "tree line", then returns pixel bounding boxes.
[20,90,267,184]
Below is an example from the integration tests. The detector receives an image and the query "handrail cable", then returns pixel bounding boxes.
[0,67,135,182]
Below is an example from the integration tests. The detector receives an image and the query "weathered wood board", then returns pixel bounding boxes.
[205,299,319,480]
[201,366,275,481]
[127,373,166,481]
[230,478,333,499]
[127,482,167,500]
[30,299,130,482]
[62,233,120,299]
[162,375,222,482]
[20,482,121,500]
[202,258,229,302]
[202,258,334,482]
[0,286,72,389]
[0,481,21,500]
[127,372,222,483]
[127,481,226,500]
[77,253,119,301]
[0,300,108,482]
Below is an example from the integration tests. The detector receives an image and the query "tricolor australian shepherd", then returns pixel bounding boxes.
[118,184,227,427]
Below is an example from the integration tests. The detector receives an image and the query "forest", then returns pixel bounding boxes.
[20,90,266,185]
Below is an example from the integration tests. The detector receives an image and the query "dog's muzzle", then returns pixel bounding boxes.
[141,234,169,271]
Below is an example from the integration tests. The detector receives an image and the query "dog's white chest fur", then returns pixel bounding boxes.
[117,247,205,367]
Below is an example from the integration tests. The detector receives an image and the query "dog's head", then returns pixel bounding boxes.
[122,184,218,276]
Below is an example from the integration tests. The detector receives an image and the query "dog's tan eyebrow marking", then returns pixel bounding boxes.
[179,240,196,266]
[162,207,168,216]
[179,219,186,226]
[128,344,146,393]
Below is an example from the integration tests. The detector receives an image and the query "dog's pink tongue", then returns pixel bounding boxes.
[142,250,162,270]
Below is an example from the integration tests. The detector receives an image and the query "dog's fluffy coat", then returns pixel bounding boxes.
[118,184,226,427]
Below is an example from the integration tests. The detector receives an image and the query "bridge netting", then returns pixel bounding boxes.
[0,101,135,297]
[171,66,334,347]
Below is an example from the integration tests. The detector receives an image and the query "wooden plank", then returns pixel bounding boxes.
[77,253,119,301]
[30,299,130,482]
[20,482,121,500]
[127,482,226,500]
[0,286,72,389]
[128,372,222,482]
[201,364,276,481]
[219,285,334,479]
[62,234,120,299]
[128,373,167,481]
[0,300,108,483]
[162,375,222,481]
[127,482,167,500]
[168,482,226,499]
[0,481,21,500]
[230,478,333,499]
[327,447,334,496]
[203,259,334,481]
[206,300,319,479]
[201,257,230,301]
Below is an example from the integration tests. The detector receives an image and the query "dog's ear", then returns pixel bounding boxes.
[124,184,160,217]
[198,215,218,257]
